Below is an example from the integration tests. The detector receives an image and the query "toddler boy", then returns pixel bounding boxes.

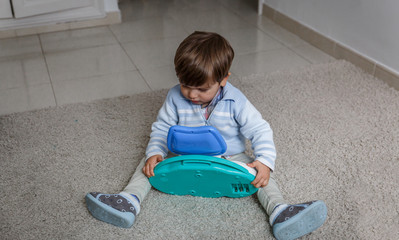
[86,31,327,240]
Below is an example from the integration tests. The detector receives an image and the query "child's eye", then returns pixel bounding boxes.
[199,88,208,92]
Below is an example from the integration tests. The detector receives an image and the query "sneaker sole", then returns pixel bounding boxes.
[273,200,327,240]
[85,193,135,228]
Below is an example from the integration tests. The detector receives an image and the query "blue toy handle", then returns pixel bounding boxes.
[167,125,227,156]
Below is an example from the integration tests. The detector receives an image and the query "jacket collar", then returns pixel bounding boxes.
[220,82,235,101]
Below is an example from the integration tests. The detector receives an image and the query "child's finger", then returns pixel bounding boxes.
[142,165,147,176]
[145,166,149,177]
[145,163,154,178]
[247,162,255,168]
[252,175,263,188]
[261,179,269,187]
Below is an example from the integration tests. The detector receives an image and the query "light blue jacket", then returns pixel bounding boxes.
[145,82,277,171]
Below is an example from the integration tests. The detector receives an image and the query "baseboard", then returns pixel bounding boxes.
[261,4,399,91]
[0,11,121,39]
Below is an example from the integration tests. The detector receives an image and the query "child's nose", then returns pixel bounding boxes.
[188,90,198,99]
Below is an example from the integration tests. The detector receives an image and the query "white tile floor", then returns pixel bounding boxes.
[0,0,334,116]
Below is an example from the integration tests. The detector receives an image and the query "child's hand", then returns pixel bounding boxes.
[247,160,271,188]
[143,155,163,178]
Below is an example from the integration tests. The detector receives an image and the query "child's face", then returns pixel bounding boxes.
[180,75,228,106]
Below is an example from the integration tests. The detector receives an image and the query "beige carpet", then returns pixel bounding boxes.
[1,60,398,239]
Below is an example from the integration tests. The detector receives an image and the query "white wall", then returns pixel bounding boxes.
[104,0,119,12]
[265,0,399,75]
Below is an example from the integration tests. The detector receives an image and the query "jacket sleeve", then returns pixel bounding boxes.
[235,100,276,171]
[145,89,179,160]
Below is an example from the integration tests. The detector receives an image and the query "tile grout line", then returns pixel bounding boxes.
[42,41,118,55]
[38,34,58,106]
[107,25,154,91]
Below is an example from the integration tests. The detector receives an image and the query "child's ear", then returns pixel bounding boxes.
[220,72,231,87]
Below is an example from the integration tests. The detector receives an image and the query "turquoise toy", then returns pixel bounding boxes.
[149,126,258,198]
